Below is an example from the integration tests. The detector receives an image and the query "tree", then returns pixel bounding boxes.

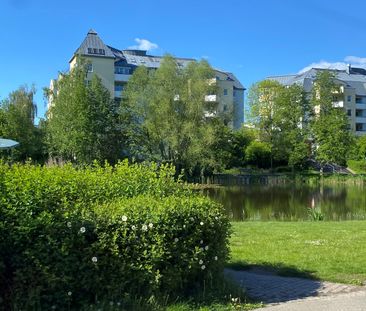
[123,55,223,176]
[247,80,310,169]
[274,84,310,169]
[356,135,366,160]
[46,62,123,164]
[310,71,354,166]
[0,86,45,161]
[245,141,272,168]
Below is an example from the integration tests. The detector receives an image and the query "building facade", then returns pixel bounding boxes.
[268,66,366,135]
[51,29,245,129]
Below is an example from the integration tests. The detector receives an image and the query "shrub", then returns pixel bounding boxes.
[0,161,230,310]
[245,141,272,168]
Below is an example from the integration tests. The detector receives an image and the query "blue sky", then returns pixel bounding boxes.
[2,0,366,121]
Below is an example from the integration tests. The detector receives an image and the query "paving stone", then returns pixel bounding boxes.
[225,268,366,304]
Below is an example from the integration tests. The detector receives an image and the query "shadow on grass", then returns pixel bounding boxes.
[225,261,324,304]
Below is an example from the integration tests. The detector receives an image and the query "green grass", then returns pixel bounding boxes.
[229,221,366,285]
[80,278,262,310]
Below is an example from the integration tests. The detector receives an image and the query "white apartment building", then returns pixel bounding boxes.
[268,66,366,135]
[51,29,245,129]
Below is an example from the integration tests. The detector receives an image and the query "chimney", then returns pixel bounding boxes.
[346,64,351,74]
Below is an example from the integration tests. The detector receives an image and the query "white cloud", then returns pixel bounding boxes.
[299,56,366,73]
[344,56,366,65]
[128,38,158,51]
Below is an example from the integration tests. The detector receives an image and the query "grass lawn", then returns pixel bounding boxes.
[229,221,366,285]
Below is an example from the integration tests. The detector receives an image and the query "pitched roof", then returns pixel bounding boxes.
[70,29,245,90]
[268,67,366,95]
[70,29,115,62]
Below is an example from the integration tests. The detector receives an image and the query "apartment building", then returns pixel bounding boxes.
[268,66,366,135]
[51,29,245,129]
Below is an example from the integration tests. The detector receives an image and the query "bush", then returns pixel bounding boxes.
[0,161,230,310]
[245,141,271,168]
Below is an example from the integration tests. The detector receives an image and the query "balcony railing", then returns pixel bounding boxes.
[114,91,122,98]
[332,100,344,108]
[115,74,131,82]
[205,95,217,102]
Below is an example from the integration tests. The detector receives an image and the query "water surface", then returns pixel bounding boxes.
[203,184,366,221]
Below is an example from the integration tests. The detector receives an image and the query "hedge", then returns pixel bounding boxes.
[0,161,230,310]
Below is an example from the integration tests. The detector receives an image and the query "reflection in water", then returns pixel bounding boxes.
[203,184,366,221]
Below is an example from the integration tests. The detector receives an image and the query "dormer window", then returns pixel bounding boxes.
[87,48,106,55]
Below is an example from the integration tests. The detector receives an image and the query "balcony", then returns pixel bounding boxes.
[114,91,122,98]
[356,117,366,123]
[356,103,366,110]
[205,95,217,102]
[332,100,344,108]
[114,74,131,82]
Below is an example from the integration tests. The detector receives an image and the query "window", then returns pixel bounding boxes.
[223,105,227,112]
[223,89,228,96]
[356,96,363,104]
[114,66,130,75]
[356,123,365,131]
[347,109,352,116]
[114,84,124,92]
[356,109,363,117]
[347,95,352,102]
[88,48,105,55]
[347,124,351,130]
[86,63,93,72]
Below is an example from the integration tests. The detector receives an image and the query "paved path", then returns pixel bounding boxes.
[225,268,366,310]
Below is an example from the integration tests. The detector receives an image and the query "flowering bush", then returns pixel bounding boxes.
[0,161,230,309]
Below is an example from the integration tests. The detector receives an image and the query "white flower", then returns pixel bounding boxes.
[215,216,218,220]
[148,223,153,229]
[142,224,148,231]
[117,302,121,306]
[122,215,127,222]
[200,248,204,252]
[200,222,204,226]
[214,256,218,261]
[131,225,136,230]
[205,246,209,251]
[200,240,204,244]
[109,301,114,306]
[79,227,86,233]
[67,222,72,228]
[183,224,186,228]
[199,259,203,265]
[67,291,72,296]
[201,265,206,270]
[174,238,179,243]
[190,217,194,221]
[92,256,98,263]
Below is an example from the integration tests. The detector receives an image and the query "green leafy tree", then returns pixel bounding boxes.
[274,84,310,169]
[247,80,310,169]
[46,62,123,164]
[310,71,354,166]
[0,86,45,161]
[123,55,223,176]
[245,141,272,168]
[356,135,366,160]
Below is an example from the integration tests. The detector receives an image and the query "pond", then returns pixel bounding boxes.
[203,184,366,221]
